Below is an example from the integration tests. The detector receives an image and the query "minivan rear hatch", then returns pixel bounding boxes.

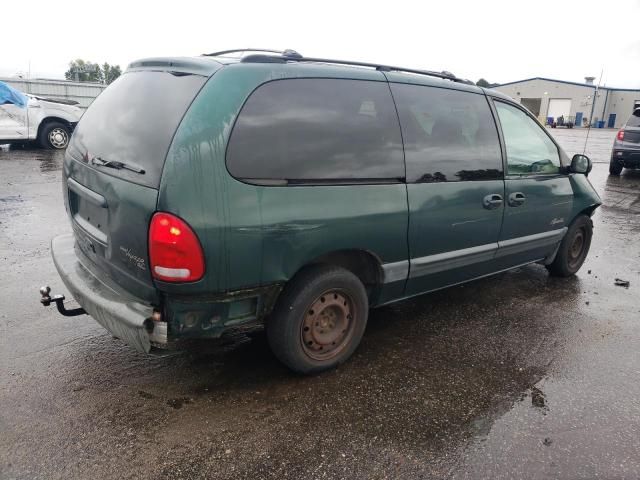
[63,67,210,301]
[623,109,640,144]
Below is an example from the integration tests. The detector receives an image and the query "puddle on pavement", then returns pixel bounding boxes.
[0,144,64,172]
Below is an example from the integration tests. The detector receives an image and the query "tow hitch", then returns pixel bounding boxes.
[39,286,87,317]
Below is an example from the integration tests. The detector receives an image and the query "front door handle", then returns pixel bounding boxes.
[508,192,526,207]
[483,194,503,210]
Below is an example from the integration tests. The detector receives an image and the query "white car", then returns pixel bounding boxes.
[0,81,83,149]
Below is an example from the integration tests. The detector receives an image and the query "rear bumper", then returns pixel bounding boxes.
[51,233,155,353]
[612,148,640,168]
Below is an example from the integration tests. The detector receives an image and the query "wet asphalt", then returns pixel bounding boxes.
[0,128,639,479]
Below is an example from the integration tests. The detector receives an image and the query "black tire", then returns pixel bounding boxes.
[38,121,70,149]
[546,215,593,277]
[609,157,623,176]
[267,265,369,374]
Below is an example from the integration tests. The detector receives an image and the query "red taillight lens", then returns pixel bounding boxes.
[149,212,205,282]
[617,129,625,141]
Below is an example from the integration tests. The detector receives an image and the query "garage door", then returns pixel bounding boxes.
[547,98,571,120]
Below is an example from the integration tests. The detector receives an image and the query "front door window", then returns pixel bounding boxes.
[495,102,561,175]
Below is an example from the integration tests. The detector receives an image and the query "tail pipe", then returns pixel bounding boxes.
[39,286,87,317]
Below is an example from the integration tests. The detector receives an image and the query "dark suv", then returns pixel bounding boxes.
[610,108,640,175]
[41,49,601,374]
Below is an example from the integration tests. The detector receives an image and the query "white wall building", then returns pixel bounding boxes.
[495,77,640,129]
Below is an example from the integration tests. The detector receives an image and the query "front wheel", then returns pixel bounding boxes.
[546,215,593,277]
[267,265,368,374]
[38,121,70,149]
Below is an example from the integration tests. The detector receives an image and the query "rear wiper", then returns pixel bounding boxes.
[91,156,145,174]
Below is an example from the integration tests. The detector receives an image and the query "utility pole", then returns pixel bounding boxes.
[587,69,604,128]
[583,69,604,154]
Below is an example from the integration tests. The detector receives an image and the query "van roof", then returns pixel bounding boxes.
[127,51,484,94]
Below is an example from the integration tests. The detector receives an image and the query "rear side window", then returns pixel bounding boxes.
[627,109,640,127]
[226,78,404,184]
[390,83,502,183]
[70,71,206,188]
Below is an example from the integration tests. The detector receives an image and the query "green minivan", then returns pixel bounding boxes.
[41,50,601,373]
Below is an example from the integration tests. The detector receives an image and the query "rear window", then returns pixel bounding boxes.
[226,78,404,184]
[628,109,640,127]
[70,71,206,188]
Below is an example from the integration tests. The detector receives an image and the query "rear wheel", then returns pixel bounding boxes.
[267,265,368,374]
[39,121,70,149]
[609,157,623,175]
[546,215,593,277]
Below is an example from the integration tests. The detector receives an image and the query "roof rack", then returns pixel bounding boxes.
[203,48,289,57]
[203,49,473,84]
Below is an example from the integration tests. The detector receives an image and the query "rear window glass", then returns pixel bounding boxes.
[628,109,640,127]
[226,78,404,184]
[390,83,502,183]
[70,71,206,188]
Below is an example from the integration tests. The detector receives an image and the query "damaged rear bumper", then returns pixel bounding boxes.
[50,233,156,353]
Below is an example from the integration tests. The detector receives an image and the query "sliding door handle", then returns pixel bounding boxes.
[508,192,526,207]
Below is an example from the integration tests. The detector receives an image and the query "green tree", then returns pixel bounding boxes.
[101,63,122,85]
[65,60,122,84]
[476,78,501,89]
[65,59,101,82]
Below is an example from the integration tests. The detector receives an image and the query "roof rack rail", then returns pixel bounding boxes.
[203,48,292,57]
[238,51,473,84]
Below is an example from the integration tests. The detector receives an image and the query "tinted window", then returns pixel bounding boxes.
[627,109,640,127]
[390,83,502,183]
[495,102,561,175]
[70,71,206,188]
[226,79,404,183]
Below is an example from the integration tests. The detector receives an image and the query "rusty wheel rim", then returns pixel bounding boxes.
[568,228,586,268]
[301,289,355,361]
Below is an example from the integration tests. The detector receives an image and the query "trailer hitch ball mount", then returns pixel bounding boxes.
[39,286,87,317]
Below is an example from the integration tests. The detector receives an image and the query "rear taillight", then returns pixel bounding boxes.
[617,129,625,141]
[149,212,204,282]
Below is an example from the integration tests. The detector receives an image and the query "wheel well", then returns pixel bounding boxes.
[304,249,383,300]
[579,205,599,218]
[37,117,72,139]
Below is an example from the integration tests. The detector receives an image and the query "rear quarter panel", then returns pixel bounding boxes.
[158,63,409,297]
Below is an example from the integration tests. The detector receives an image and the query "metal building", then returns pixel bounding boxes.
[0,77,106,109]
[495,77,640,129]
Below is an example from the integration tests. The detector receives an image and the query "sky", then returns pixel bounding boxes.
[2,0,640,88]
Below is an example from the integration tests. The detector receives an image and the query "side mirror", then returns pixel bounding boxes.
[570,154,592,175]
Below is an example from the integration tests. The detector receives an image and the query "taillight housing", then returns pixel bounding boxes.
[149,212,205,282]
[617,129,625,141]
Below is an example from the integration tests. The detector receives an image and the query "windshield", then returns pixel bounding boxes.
[69,70,207,188]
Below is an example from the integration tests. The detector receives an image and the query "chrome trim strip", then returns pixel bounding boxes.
[409,243,498,278]
[382,227,567,283]
[496,227,567,258]
[381,260,410,284]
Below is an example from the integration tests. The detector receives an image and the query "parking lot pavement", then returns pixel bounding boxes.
[1,128,639,479]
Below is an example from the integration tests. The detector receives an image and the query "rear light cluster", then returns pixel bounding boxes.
[617,129,625,141]
[149,212,205,282]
